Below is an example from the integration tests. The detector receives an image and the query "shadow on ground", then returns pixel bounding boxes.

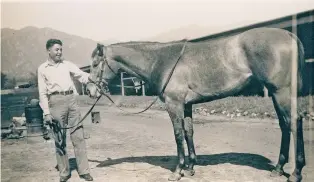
[89,152,279,174]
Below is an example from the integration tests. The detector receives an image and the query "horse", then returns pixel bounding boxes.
[86,27,306,182]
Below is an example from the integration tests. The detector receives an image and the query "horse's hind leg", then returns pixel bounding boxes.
[270,91,291,177]
[270,87,305,182]
[288,114,306,182]
[183,103,196,176]
[288,107,305,181]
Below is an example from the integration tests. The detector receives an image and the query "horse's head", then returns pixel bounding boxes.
[86,43,119,98]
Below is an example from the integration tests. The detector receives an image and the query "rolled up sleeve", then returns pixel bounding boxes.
[66,61,90,84]
[37,67,50,115]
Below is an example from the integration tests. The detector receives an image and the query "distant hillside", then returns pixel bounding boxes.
[101,38,120,45]
[1,26,102,80]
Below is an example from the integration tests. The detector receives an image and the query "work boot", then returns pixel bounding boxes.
[79,173,93,181]
[60,175,71,182]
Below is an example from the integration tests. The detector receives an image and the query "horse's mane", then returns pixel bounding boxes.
[91,39,188,58]
[109,39,187,46]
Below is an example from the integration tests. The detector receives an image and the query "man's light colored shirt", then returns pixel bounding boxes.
[37,60,90,115]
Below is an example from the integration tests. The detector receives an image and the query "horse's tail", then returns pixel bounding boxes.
[288,31,305,96]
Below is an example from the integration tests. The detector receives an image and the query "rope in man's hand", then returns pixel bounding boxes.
[43,121,67,156]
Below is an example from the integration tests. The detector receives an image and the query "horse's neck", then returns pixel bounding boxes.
[110,43,185,82]
[110,45,158,81]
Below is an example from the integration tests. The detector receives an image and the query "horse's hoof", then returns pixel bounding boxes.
[270,169,283,177]
[287,174,302,182]
[183,169,195,176]
[168,172,182,181]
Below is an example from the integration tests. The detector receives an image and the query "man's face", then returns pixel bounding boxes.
[48,44,62,62]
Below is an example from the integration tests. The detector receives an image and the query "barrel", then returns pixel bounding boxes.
[25,101,44,135]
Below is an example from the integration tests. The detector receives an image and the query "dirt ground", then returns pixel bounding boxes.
[1,106,314,182]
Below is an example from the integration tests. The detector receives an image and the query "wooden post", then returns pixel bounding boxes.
[263,86,268,97]
[82,84,85,95]
[142,81,145,96]
[310,66,313,166]
[309,60,314,111]
[308,14,314,164]
[289,14,298,169]
[121,72,125,96]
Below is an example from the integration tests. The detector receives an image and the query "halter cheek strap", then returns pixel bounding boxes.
[97,52,119,85]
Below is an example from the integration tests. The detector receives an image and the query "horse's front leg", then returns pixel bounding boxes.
[183,103,196,176]
[166,99,185,181]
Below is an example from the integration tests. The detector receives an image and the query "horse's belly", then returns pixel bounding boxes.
[191,71,252,93]
[185,71,253,103]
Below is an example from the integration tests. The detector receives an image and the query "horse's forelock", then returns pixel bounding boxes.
[98,43,106,57]
[98,46,104,56]
[92,44,106,58]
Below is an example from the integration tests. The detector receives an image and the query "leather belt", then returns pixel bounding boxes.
[50,90,74,96]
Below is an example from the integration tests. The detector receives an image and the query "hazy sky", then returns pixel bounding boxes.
[1,0,314,42]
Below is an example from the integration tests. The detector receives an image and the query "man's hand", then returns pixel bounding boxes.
[44,114,53,125]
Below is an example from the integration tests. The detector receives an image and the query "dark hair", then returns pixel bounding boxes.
[46,39,63,50]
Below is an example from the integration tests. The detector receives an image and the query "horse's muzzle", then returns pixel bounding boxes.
[86,83,101,98]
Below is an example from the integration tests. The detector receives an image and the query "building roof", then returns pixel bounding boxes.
[189,9,313,42]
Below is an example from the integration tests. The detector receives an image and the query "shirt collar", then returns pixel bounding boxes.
[44,59,64,67]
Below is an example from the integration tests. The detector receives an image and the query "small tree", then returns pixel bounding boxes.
[1,72,8,89]
[4,77,17,89]
[29,72,38,87]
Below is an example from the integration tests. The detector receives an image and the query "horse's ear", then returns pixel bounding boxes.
[97,43,104,48]
[97,43,105,56]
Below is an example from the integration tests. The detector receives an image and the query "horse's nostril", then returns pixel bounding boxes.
[86,89,90,96]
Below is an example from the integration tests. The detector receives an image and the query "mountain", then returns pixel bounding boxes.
[143,24,221,42]
[1,26,100,80]
[100,38,120,45]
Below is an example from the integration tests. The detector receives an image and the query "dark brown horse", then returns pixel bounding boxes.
[86,28,306,182]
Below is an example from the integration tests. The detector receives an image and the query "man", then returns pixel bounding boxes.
[38,39,93,182]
